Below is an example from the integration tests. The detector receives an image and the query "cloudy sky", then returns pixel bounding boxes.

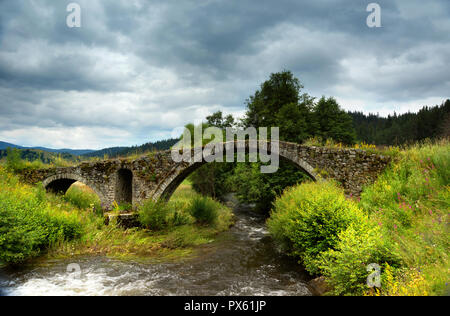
[0,0,449,149]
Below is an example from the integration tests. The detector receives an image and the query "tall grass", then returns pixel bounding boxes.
[138,200,177,230]
[0,167,83,264]
[64,182,102,213]
[188,196,219,225]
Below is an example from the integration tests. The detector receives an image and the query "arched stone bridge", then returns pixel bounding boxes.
[20,141,391,210]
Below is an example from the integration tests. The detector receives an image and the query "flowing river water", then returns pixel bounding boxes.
[0,196,313,296]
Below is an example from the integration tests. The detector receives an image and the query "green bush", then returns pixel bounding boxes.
[138,195,216,231]
[267,181,366,274]
[317,222,397,295]
[0,169,83,264]
[138,200,171,230]
[188,196,218,225]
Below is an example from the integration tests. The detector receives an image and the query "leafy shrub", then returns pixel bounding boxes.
[267,181,366,274]
[0,203,82,264]
[317,222,397,295]
[138,200,171,230]
[288,140,448,296]
[0,167,83,264]
[188,196,218,225]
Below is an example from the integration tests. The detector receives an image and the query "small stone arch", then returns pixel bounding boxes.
[42,173,106,207]
[154,141,318,202]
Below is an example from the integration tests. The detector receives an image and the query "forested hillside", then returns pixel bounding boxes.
[350,100,449,145]
[0,148,78,163]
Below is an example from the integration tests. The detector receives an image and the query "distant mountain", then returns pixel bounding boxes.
[0,141,23,150]
[0,141,95,156]
[82,139,179,158]
[31,147,94,156]
[1,138,179,160]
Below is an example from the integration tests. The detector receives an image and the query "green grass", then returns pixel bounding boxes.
[64,182,102,213]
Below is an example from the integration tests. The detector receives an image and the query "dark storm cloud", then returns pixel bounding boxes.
[0,0,449,148]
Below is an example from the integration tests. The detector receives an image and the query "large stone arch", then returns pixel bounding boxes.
[42,173,107,206]
[153,141,319,202]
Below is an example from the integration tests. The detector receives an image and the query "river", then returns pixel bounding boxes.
[0,197,313,296]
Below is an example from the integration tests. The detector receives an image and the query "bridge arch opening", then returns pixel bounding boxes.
[43,174,104,210]
[157,148,318,203]
[65,182,102,211]
[115,168,133,206]
[46,178,78,195]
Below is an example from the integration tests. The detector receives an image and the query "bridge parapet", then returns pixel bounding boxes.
[20,142,391,210]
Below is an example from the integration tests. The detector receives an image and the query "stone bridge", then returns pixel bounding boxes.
[20,141,391,210]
